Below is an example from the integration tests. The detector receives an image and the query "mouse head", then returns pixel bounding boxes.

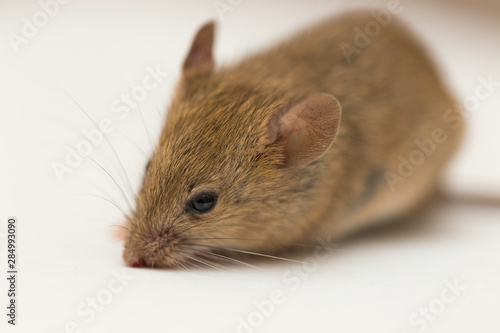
[123,21,342,269]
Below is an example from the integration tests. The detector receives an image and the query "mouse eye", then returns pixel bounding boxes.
[189,192,217,214]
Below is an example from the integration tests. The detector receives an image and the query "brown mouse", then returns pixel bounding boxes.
[122,11,463,269]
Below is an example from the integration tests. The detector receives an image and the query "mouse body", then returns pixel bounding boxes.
[123,11,463,268]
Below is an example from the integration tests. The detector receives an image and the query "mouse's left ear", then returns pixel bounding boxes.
[183,21,215,78]
[261,93,342,167]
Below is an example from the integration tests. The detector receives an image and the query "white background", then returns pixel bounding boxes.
[1,0,499,332]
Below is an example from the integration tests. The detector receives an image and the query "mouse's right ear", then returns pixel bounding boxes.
[260,93,342,167]
[182,21,215,78]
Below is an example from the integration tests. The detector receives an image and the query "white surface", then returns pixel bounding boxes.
[1,0,499,332]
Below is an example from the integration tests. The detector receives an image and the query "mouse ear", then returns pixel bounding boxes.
[261,93,342,167]
[183,21,215,77]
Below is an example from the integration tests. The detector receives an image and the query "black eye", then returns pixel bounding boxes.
[189,192,217,214]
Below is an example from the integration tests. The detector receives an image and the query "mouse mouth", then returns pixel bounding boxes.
[122,234,223,270]
[123,238,251,270]
[123,248,185,269]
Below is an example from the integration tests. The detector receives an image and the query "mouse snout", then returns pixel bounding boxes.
[122,247,149,268]
[123,249,157,269]
[123,231,177,268]
[129,258,147,268]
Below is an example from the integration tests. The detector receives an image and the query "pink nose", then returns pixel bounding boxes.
[129,258,146,268]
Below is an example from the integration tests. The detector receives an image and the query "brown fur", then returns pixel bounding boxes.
[123,11,463,268]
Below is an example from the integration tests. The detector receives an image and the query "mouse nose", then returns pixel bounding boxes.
[129,258,147,268]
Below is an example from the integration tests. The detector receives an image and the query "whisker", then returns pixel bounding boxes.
[183,244,304,264]
[177,251,225,271]
[170,220,213,241]
[188,237,342,251]
[93,224,153,245]
[199,250,264,271]
[183,259,206,270]
[114,128,149,159]
[85,154,134,212]
[177,262,189,271]
[104,224,130,231]
[99,224,131,235]
[75,193,127,216]
[188,237,364,256]
[118,75,154,152]
[55,85,136,201]
[45,144,130,213]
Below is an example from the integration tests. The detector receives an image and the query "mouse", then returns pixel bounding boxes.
[122,10,464,269]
